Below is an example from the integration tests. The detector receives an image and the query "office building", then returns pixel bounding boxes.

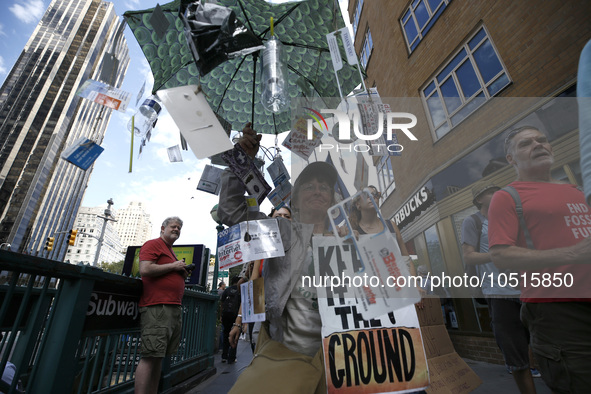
[113,201,152,254]
[64,205,124,265]
[0,0,129,260]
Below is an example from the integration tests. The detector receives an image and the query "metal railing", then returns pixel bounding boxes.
[0,250,217,393]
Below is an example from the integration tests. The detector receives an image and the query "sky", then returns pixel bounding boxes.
[0,0,366,253]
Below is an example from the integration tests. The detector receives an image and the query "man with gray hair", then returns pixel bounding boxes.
[489,126,591,393]
[135,216,190,394]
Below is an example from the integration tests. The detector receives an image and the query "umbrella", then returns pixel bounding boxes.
[124,0,362,135]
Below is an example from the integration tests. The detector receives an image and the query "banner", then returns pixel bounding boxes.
[313,236,429,393]
[217,219,285,270]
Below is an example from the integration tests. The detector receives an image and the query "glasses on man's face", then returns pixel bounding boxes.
[300,183,332,195]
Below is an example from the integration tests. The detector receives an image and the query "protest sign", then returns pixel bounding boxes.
[283,117,323,159]
[217,219,284,271]
[416,297,482,394]
[313,236,429,393]
[76,79,131,112]
[240,277,265,323]
[353,88,401,156]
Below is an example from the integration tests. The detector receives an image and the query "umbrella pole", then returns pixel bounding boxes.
[251,52,258,127]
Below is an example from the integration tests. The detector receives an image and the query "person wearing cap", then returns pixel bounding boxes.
[462,181,537,393]
[218,123,335,390]
[488,126,591,393]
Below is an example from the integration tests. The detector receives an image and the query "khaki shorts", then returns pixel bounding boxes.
[139,304,182,358]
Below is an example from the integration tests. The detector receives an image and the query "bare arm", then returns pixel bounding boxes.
[139,259,188,278]
[490,237,591,270]
[462,244,493,266]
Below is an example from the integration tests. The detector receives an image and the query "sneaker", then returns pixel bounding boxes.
[530,368,541,378]
[506,367,512,374]
[221,358,227,363]
[227,359,236,364]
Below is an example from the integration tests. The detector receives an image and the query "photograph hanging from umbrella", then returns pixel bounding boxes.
[123,0,363,135]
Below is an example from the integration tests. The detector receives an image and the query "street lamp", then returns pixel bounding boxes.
[210,204,224,294]
[93,198,117,266]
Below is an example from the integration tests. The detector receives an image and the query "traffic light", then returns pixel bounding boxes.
[45,237,54,251]
[68,229,78,246]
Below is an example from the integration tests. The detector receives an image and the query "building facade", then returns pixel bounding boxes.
[64,205,124,265]
[349,0,590,362]
[0,0,129,260]
[113,201,152,254]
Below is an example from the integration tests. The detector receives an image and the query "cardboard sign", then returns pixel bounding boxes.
[217,219,284,271]
[283,117,323,159]
[415,297,482,394]
[240,277,265,323]
[313,236,429,394]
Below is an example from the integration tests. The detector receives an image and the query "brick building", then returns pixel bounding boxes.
[348,0,591,363]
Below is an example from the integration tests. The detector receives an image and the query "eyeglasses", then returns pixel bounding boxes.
[371,191,381,200]
[300,183,332,195]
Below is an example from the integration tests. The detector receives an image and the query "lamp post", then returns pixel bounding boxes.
[92,198,117,267]
[210,204,224,294]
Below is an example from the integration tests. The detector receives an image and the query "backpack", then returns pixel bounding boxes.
[221,285,241,317]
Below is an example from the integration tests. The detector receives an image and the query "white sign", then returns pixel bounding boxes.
[240,278,265,323]
[312,236,429,394]
[217,219,285,271]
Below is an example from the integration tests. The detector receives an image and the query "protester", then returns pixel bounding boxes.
[489,126,591,393]
[269,206,292,220]
[230,206,294,354]
[219,123,335,391]
[135,217,189,394]
[217,281,226,296]
[220,276,241,363]
[578,39,591,205]
[462,182,538,393]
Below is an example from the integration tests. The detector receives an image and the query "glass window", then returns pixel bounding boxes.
[421,26,511,140]
[352,0,364,35]
[400,0,452,53]
[377,155,395,200]
[360,29,373,69]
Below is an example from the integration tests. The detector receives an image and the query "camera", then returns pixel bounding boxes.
[184,263,196,272]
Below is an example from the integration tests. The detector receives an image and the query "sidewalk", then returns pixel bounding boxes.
[187,339,551,394]
[186,337,253,394]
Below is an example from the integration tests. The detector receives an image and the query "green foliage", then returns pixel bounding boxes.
[98,260,125,273]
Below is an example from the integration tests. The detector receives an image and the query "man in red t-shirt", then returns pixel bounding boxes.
[489,126,591,393]
[135,216,189,394]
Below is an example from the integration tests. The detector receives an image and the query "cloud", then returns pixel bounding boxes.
[0,57,6,76]
[9,0,45,24]
[111,169,221,250]
[0,23,6,37]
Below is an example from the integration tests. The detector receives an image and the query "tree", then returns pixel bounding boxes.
[98,260,125,273]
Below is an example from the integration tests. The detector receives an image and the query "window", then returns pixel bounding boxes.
[421,26,510,140]
[377,155,395,200]
[352,0,364,35]
[401,0,452,53]
[360,28,373,69]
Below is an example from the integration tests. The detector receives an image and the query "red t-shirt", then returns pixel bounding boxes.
[488,181,591,302]
[138,237,185,307]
